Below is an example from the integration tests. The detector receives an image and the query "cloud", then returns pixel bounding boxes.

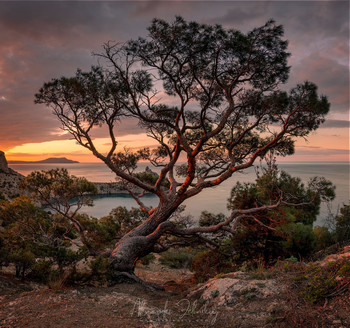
[289,54,349,113]
[0,1,348,157]
[295,148,349,156]
[321,120,350,129]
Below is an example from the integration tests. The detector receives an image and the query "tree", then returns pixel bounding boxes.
[334,204,350,244]
[35,17,330,286]
[20,168,98,255]
[0,196,83,280]
[227,164,335,262]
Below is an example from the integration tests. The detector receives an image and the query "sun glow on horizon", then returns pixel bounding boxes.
[5,133,159,162]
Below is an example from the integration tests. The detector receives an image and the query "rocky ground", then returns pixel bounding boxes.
[1,251,349,328]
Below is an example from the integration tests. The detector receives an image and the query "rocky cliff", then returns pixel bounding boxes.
[0,151,23,200]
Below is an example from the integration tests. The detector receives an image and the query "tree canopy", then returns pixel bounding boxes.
[34,17,330,284]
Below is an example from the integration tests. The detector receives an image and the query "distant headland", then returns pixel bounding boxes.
[8,157,80,164]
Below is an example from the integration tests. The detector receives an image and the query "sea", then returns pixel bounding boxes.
[8,162,349,227]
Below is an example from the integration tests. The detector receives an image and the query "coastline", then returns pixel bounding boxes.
[92,182,147,196]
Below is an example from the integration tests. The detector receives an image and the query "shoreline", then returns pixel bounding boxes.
[92,182,148,196]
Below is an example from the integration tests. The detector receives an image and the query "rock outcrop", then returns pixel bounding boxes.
[0,151,9,173]
[0,151,23,200]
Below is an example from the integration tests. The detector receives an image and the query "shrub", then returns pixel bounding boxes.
[191,249,234,282]
[313,225,334,251]
[89,255,110,280]
[281,222,316,257]
[295,259,350,304]
[10,248,35,279]
[30,260,53,282]
[139,253,156,266]
[335,204,350,244]
[159,248,195,269]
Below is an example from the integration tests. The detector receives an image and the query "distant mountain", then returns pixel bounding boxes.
[8,157,79,164]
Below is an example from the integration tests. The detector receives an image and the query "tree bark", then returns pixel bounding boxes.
[107,201,180,288]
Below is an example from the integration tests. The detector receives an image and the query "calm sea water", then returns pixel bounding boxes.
[9,162,349,226]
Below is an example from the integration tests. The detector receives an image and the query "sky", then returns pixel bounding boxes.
[0,0,349,163]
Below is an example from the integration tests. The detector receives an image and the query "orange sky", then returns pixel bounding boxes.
[4,124,349,163]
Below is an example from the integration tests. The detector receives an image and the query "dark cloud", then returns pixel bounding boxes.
[0,1,348,152]
[321,120,350,129]
[289,54,349,113]
[295,148,349,156]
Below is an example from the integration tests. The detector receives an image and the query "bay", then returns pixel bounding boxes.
[9,162,349,226]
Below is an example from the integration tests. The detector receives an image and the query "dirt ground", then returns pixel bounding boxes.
[0,265,231,328]
[0,261,349,328]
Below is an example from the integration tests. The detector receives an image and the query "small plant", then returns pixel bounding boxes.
[139,253,156,266]
[214,273,226,279]
[256,282,266,288]
[210,290,219,298]
[294,259,350,304]
[250,272,273,280]
[285,255,298,262]
[47,270,67,290]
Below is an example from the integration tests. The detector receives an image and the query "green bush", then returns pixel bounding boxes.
[335,204,350,244]
[10,248,35,279]
[89,255,110,280]
[281,222,316,257]
[159,248,196,269]
[296,259,350,304]
[313,225,334,251]
[30,260,53,282]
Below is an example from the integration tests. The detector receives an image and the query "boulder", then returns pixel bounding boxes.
[188,271,283,307]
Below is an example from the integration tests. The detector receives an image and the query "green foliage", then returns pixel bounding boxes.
[226,167,335,264]
[10,248,35,279]
[300,266,336,304]
[159,248,196,269]
[335,204,350,244]
[313,225,334,251]
[139,253,156,266]
[281,222,316,257]
[0,196,85,281]
[20,168,97,205]
[133,167,171,188]
[89,255,111,281]
[30,260,53,282]
[288,259,350,304]
[199,211,226,227]
[99,206,147,240]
